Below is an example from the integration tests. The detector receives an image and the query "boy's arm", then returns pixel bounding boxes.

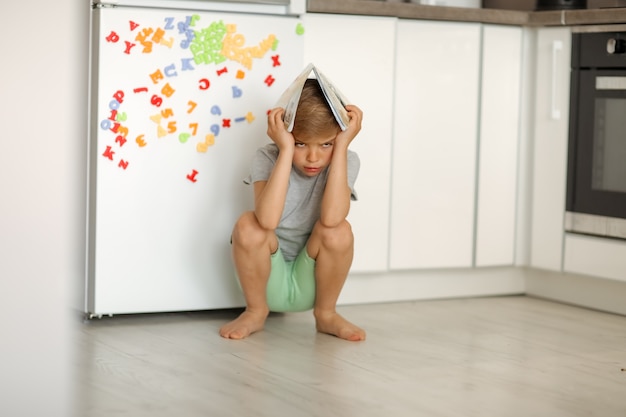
[253,108,294,231]
[320,105,363,227]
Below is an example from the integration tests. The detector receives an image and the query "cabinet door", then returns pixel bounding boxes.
[530,27,571,271]
[302,14,395,272]
[390,20,481,270]
[475,25,523,267]
[564,233,626,283]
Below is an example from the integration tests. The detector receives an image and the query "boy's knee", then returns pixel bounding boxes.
[232,212,269,248]
[318,220,353,252]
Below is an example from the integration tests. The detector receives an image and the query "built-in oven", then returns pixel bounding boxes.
[566,30,626,240]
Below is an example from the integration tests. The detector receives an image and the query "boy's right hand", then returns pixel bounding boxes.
[267,108,295,153]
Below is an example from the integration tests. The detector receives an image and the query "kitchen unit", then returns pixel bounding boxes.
[562,29,626,284]
[301,1,626,315]
[82,0,626,316]
[474,24,523,267]
[391,19,481,270]
[530,27,571,272]
[300,14,529,306]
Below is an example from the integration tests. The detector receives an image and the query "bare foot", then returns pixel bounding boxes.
[219,308,269,340]
[314,311,366,342]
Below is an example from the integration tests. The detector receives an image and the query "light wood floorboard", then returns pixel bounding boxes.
[74,296,626,417]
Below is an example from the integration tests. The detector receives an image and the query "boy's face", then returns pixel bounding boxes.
[292,132,338,177]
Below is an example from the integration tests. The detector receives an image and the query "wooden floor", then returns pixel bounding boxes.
[74,296,626,417]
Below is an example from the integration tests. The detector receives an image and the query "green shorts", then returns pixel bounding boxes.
[265,247,316,312]
[232,242,317,312]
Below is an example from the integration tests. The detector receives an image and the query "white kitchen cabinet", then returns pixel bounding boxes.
[302,14,395,272]
[475,25,523,267]
[530,27,571,271]
[564,233,626,283]
[389,20,481,270]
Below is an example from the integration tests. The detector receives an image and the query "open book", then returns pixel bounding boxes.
[275,63,351,132]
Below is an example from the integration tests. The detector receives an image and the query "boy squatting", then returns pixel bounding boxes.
[219,79,366,342]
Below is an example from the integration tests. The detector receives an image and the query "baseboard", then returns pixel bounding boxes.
[339,266,526,305]
[524,267,626,316]
[341,266,626,317]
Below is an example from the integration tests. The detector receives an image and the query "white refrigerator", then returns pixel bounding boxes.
[86,0,304,316]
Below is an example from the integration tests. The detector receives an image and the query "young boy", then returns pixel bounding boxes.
[219,79,366,342]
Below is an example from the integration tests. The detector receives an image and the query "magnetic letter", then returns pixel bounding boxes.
[136,27,154,41]
[164,17,175,30]
[187,169,198,182]
[152,28,165,44]
[180,58,195,71]
[136,134,147,147]
[150,69,164,84]
[198,78,210,90]
[196,134,215,153]
[108,99,120,111]
[157,125,167,138]
[113,90,125,104]
[102,146,115,160]
[150,113,163,124]
[164,63,177,77]
[100,119,112,130]
[116,125,129,138]
[161,83,175,98]
[115,135,127,147]
[123,41,136,55]
[160,37,174,48]
[150,95,163,107]
[179,132,191,143]
[105,31,119,43]
[264,75,275,87]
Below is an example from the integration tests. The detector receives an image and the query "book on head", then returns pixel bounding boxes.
[275,63,351,132]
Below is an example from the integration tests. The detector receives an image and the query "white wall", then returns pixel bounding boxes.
[0,1,89,416]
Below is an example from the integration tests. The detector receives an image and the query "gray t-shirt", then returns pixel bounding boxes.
[245,143,360,261]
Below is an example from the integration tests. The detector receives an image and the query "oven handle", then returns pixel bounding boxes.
[551,40,563,120]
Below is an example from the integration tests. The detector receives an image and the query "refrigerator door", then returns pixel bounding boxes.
[87,6,304,315]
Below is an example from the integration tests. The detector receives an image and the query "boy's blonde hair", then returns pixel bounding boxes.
[292,79,340,139]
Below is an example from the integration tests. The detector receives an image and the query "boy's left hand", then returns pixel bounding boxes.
[336,104,363,147]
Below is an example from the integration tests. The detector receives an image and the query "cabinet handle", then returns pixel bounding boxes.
[551,40,563,120]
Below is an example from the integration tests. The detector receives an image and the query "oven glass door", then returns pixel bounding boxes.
[570,69,626,219]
